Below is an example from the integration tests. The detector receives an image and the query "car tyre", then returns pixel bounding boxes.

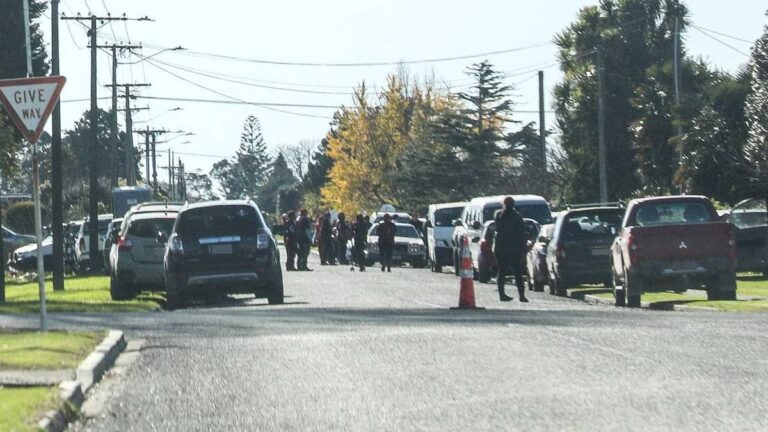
[109,274,134,301]
[624,269,641,308]
[164,275,186,310]
[432,262,442,273]
[612,268,626,307]
[268,268,285,305]
[707,273,737,301]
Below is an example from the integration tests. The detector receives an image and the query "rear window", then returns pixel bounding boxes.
[82,219,111,234]
[564,210,623,239]
[128,219,176,239]
[176,205,262,238]
[633,202,713,227]
[518,204,553,225]
[434,207,464,227]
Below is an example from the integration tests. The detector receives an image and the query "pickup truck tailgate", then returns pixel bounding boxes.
[629,223,733,261]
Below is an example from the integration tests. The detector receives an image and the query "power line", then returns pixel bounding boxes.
[690,24,754,44]
[137,95,338,109]
[691,26,750,57]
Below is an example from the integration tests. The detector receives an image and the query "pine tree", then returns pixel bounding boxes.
[745,13,768,193]
[210,115,273,199]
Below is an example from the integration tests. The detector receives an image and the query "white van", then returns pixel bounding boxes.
[427,202,466,273]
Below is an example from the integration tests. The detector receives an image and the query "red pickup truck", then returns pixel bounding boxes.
[610,196,737,307]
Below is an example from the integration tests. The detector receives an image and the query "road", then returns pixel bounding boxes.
[4,251,768,431]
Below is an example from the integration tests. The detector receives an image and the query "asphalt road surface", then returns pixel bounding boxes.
[4,250,768,431]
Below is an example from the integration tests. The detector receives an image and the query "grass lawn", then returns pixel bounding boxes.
[0,387,59,432]
[587,287,768,312]
[735,274,768,298]
[0,330,103,370]
[0,276,164,314]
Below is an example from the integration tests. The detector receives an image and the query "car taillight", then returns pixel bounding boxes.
[117,237,133,251]
[169,234,184,255]
[627,232,639,266]
[257,230,269,250]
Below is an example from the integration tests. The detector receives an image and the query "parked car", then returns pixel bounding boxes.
[118,202,183,234]
[526,223,555,292]
[162,200,283,309]
[453,195,552,275]
[9,235,52,273]
[64,221,82,273]
[471,219,540,283]
[75,214,113,271]
[426,202,466,273]
[2,225,35,262]
[610,196,737,307]
[546,207,624,296]
[102,218,123,275]
[722,198,768,274]
[109,212,177,300]
[365,222,427,268]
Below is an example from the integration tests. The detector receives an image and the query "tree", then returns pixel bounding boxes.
[259,153,300,219]
[744,13,768,194]
[279,139,315,180]
[185,169,216,202]
[554,0,687,202]
[210,115,273,199]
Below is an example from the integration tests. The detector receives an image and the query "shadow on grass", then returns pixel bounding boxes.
[737,275,768,282]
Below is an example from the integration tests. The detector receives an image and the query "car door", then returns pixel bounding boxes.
[546,215,564,279]
[727,199,768,272]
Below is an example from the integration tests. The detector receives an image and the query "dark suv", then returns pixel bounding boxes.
[162,200,284,308]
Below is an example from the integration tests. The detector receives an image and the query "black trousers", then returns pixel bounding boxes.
[496,253,525,297]
[298,242,310,269]
[285,242,297,269]
[379,243,393,270]
[354,241,366,270]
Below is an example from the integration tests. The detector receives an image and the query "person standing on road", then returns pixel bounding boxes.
[296,208,313,271]
[494,196,528,302]
[377,213,396,272]
[352,213,368,271]
[284,211,298,271]
[335,212,352,265]
[320,212,335,265]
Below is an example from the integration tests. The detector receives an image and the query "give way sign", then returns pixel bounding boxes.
[0,76,66,144]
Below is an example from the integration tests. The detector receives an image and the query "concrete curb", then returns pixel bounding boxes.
[37,330,127,432]
[568,290,720,312]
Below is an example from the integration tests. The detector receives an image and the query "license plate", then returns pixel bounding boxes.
[591,248,610,256]
[210,244,233,255]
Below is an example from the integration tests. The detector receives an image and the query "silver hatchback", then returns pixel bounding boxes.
[110,211,178,300]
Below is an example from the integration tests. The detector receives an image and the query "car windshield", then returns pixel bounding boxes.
[434,207,464,227]
[396,225,420,238]
[564,210,623,239]
[177,205,262,238]
[129,218,176,239]
[729,199,767,229]
[518,204,553,225]
[634,202,713,227]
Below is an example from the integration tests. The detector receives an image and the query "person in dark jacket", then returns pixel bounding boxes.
[296,208,313,271]
[377,213,396,272]
[351,213,368,271]
[283,211,298,271]
[494,196,528,302]
[320,212,335,265]
[334,212,352,265]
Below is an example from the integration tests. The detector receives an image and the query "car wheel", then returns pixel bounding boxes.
[707,273,737,301]
[555,276,568,297]
[164,276,186,310]
[624,269,641,308]
[548,274,556,295]
[268,268,285,305]
[109,274,134,301]
[413,259,426,269]
[432,262,442,273]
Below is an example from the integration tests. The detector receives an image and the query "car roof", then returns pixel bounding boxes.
[429,202,467,211]
[129,212,178,221]
[468,195,549,207]
[181,200,258,211]
[561,207,625,217]
[628,195,710,206]
[84,214,113,221]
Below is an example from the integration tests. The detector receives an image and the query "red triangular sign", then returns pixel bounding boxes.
[0,76,66,144]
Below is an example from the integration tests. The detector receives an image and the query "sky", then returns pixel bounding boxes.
[38,0,768,180]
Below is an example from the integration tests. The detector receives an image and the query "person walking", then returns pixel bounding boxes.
[351,213,368,271]
[493,196,528,302]
[296,208,313,271]
[283,211,298,271]
[377,213,396,272]
[335,212,352,265]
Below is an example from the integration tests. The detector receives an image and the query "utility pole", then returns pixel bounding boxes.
[168,150,173,200]
[538,70,546,170]
[135,129,170,197]
[97,44,141,187]
[61,13,150,272]
[597,47,608,204]
[51,0,65,292]
[674,16,685,194]
[107,83,150,185]
[178,159,185,201]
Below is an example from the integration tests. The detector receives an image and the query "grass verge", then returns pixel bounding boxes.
[0,387,59,432]
[0,330,103,370]
[0,276,164,314]
[589,289,768,311]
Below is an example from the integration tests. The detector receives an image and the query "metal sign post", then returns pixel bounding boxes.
[0,81,66,331]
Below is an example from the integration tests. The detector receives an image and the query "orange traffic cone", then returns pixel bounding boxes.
[451,235,484,310]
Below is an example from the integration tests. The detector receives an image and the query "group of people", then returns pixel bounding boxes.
[281,197,528,304]
[282,210,373,272]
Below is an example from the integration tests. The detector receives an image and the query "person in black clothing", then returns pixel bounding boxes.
[296,208,313,271]
[494,196,528,302]
[320,212,335,265]
[334,212,352,265]
[351,213,368,271]
[377,213,396,272]
[283,211,298,271]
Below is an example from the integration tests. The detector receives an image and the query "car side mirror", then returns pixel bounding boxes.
[472,221,482,230]
[156,231,168,245]
[452,219,464,227]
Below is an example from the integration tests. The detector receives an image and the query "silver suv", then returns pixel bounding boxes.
[110,211,178,300]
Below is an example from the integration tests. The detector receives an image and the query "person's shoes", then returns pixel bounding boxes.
[286,266,296,272]
[500,293,513,302]
[387,268,391,272]
[304,267,313,272]
[381,266,385,272]
[360,267,366,272]
[519,297,529,303]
